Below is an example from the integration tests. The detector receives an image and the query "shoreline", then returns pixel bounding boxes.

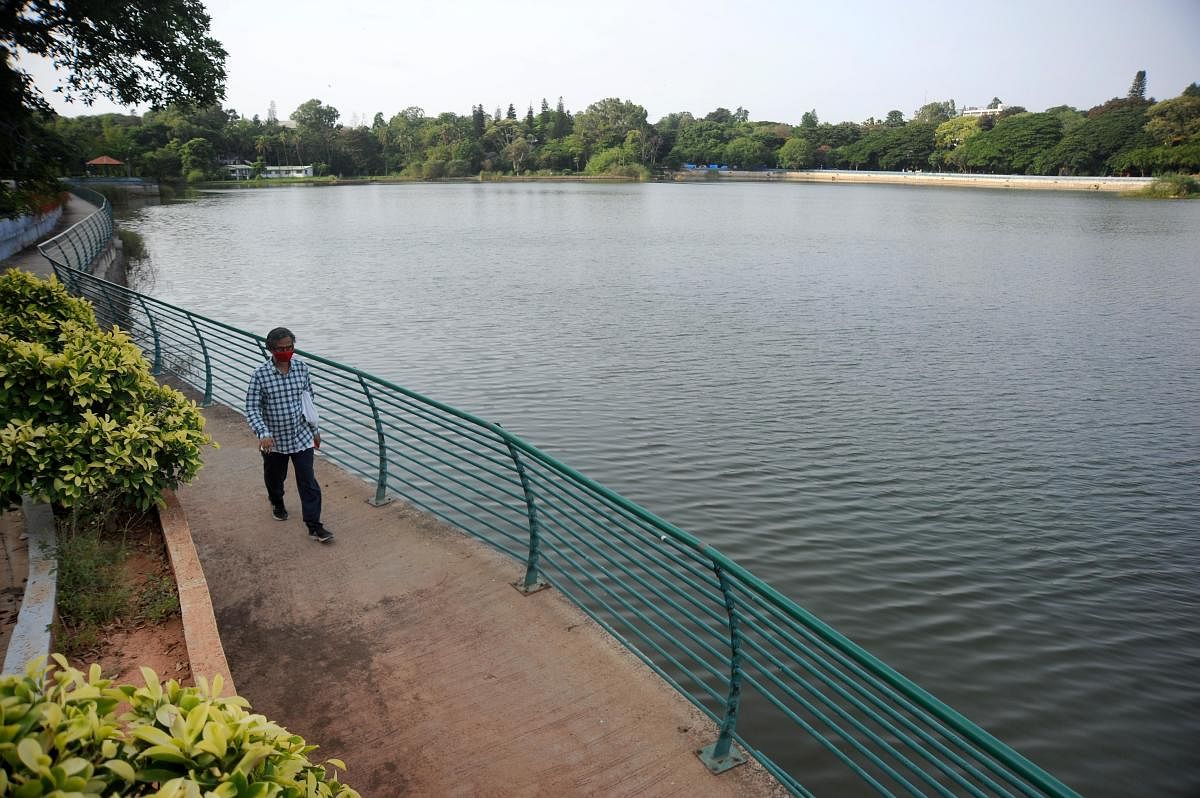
[190,169,1163,193]
[669,169,1157,192]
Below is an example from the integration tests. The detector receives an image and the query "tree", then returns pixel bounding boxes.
[724,136,770,169]
[180,136,216,180]
[2,0,225,214]
[573,97,648,158]
[1,0,226,114]
[669,120,729,165]
[932,116,981,169]
[988,97,1003,109]
[1039,104,1150,174]
[884,110,906,127]
[1144,94,1200,146]
[704,107,734,124]
[1128,70,1147,101]
[958,112,1063,174]
[504,136,532,173]
[291,99,340,131]
[913,100,957,125]
[777,137,813,169]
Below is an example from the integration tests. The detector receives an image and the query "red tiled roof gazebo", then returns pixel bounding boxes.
[86,155,124,176]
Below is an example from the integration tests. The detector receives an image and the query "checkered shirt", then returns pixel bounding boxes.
[245,356,318,454]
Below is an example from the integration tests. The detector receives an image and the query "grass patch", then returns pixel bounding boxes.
[1136,173,1200,198]
[137,572,180,622]
[52,499,178,656]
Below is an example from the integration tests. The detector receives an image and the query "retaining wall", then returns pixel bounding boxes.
[673,169,1156,192]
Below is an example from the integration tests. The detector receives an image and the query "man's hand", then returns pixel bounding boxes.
[259,436,274,453]
[313,433,321,450]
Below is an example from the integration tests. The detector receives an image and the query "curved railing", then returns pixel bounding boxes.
[37,186,115,272]
[38,190,1080,798]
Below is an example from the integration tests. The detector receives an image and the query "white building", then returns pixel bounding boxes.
[961,104,1013,118]
[222,162,314,180]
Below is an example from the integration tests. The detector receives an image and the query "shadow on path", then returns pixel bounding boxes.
[177,397,784,797]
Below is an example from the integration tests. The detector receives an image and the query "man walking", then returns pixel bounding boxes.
[245,326,334,543]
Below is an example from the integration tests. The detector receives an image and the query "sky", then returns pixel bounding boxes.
[21,0,1200,127]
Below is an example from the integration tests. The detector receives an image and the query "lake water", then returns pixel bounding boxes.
[124,182,1200,796]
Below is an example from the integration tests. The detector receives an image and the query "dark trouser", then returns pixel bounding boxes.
[262,447,322,531]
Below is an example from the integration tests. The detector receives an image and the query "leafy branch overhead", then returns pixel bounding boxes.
[1,0,227,113]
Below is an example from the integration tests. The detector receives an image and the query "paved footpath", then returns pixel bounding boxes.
[1,194,97,279]
[177,397,785,798]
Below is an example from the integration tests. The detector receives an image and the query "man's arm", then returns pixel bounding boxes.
[245,368,270,439]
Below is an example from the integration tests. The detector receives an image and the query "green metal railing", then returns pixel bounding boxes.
[39,189,1080,798]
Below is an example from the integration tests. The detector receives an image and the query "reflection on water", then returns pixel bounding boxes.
[127,182,1200,796]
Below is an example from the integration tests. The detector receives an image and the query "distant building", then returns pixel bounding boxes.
[961,104,1012,118]
[222,162,314,180]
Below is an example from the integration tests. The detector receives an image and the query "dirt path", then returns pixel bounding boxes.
[176,398,784,797]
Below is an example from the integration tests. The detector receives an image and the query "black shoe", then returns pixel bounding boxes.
[309,526,334,544]
[272,504,289,521]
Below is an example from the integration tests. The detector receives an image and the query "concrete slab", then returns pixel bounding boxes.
[176,397,785,797]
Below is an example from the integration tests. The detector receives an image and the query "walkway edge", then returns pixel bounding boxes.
[1,497,57,676]
[159,489,236,696]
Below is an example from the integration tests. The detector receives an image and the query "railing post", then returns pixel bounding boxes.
[504,438,549,594]
[698,565,749,774]
[95,279,120,328]
[186,312,213,405]
[357,375,392,507]
[135,294,162,374]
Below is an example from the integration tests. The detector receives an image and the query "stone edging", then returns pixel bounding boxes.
[1,497,57,676]
[159,489,236,695]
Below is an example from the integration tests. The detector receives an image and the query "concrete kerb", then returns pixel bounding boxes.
[159,489,236,696]
[0,491,236,694]
[1,497,57,676]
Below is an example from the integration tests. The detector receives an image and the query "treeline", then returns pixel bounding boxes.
[39,72,1200,182]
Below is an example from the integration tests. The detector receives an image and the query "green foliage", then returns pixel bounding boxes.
[1,0,226,213]
[16,71,1200,184]
[0,269,96,342]
[0,270,212,511]
[777,137,814,169]
[181,137,217,179]
[913,100,957,125]
[835,124,936,170]
[0,657,360,797]
[1136,173,1200,198]
[957,112,1064,174]
[117,229,148,262]
[579,147,647,178]
[724,136,771,169]
[573,98,649,157]
[1040,105,1150,175]
[53,506,134,653]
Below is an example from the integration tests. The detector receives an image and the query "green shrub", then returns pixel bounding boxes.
[0,657,360,797]
[422,159,447,180]
[445,159,472,178]
[0,269,212,510]
[1138,173,1200,198]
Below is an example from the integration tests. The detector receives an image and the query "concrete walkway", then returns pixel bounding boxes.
[176,397,784,797]
[0,194,97,279]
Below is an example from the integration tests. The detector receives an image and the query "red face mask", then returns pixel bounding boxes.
[273,349,294,362]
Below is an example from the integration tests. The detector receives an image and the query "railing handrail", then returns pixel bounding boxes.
[30,187,1081,798]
